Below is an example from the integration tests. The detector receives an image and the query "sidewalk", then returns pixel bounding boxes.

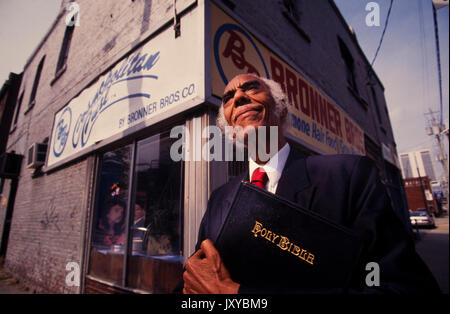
[414,212,449,294]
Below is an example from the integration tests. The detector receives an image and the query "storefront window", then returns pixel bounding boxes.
[90,145,131,283]
[89,145,132,284]
[88,132,183,293]
[127,133,183,292]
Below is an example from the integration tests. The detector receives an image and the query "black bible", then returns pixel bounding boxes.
[214,181,363,290]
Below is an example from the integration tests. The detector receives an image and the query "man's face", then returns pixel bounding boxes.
[222,75,279,130]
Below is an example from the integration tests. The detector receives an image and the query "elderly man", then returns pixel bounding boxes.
[182,74,440,294]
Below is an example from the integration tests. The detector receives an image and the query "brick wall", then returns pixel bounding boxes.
[5,0,195,293]
[4,158,88,293]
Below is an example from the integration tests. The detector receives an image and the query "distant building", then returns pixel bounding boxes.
[400,150,436,181]
[404,177,438,215]
[400,150,442,216]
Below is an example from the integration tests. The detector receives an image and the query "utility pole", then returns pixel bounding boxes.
[413,153,431,214]
[427,1,449,201]
[425,109,449,200]
[431,4,444,126]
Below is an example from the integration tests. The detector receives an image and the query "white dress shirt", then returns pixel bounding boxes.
[248,143,291,194]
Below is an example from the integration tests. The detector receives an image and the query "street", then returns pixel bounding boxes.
[414,212,449,294]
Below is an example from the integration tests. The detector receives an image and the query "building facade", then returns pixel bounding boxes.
[400,150,437,181]
[404,177,439,215]
[400,150,442,216]
[0,0,406,293]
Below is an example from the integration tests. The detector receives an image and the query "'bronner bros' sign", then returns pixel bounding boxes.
[211,3,365,156]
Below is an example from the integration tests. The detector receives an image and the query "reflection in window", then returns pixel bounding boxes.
[127,132,183,293]
[89,145,131,284]
[88,132,183,293]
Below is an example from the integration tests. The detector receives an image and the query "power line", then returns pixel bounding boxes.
[371,0,394,67]
[418,0,431,114]
[431,4,444,125]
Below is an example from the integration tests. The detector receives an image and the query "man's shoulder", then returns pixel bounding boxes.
[296,153,377,180]
[209,174,245,202]
[305,154,370,168]
[287,146,372,167]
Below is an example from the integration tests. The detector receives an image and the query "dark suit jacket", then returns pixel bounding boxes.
[195,148,441,294]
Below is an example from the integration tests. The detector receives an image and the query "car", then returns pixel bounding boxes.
[409,209,436,228]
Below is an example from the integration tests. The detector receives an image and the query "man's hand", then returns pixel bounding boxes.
[183,239,240,294]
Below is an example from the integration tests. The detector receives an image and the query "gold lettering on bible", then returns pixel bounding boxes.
[251,221,315,265]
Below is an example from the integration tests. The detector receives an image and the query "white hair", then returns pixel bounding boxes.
[216,74,290,132]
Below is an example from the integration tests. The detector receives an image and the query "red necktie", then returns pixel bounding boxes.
[251,167,268,190]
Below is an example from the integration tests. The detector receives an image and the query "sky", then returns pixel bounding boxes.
[0,0,62,83]
[0,0,448,179]
[334,0,449,180]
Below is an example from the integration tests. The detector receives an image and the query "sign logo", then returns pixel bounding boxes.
[53,107,72,157]
[214,23,270,85]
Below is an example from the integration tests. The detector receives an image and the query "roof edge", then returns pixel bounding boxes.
[328,0,385,91]
[22,1,67,73]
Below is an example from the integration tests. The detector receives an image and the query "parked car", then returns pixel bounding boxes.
[409,209,436,228]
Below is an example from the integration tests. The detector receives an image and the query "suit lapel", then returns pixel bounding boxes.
[213,171,248,242]
[276,148,312,204]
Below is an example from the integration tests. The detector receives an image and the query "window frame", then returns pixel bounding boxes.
[52,21,75,84]
[281,0,310,43]
[86,129,185,292]
[28,55,46,110]
[10,90,24,133]
[338,37,358,93]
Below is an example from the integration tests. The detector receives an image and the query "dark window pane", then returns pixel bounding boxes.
[338,38,357,92]
[29,56,45,105]
[56,24,74,73]
[127,132,183,293]
[12,91,24,126]
[89,145,132,284]
[371,86,382,123]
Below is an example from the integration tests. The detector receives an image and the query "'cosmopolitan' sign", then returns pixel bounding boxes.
[48,10,203,167]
